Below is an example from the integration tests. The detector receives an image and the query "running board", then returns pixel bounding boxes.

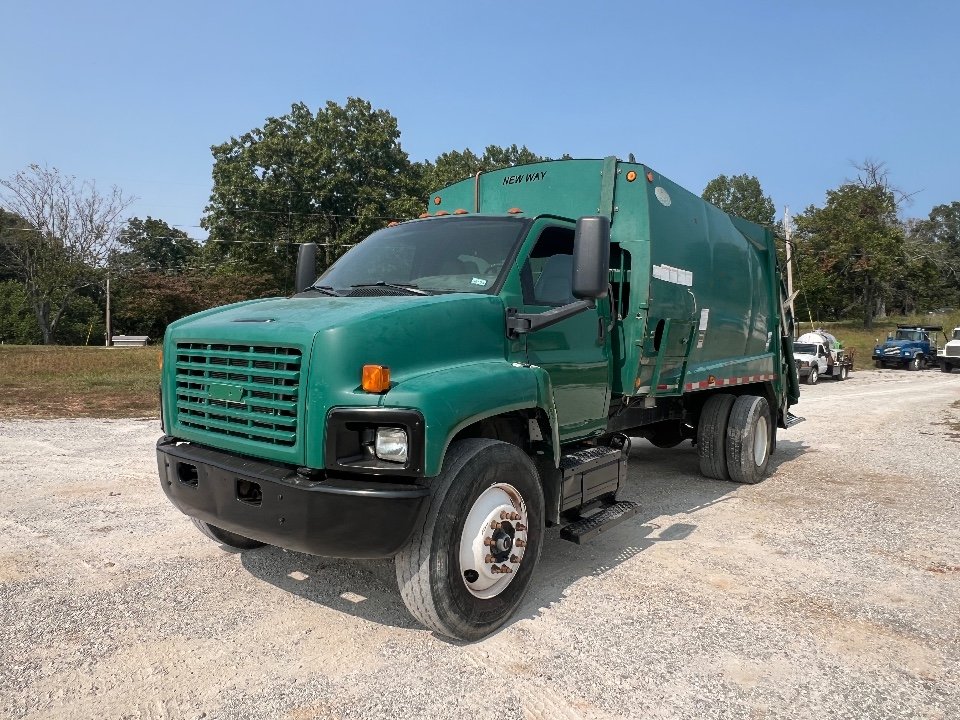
[785,411,805,428]
[560,501,641,544]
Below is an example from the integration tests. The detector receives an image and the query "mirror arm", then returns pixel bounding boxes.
[506,300,594,339]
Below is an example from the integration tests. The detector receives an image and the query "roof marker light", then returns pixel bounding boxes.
[507,208,523,214]
[454,209,468,215]
[646,171,655,182]
[418,213,430,219]
[434,196,442,205]
[626,171,637,182]
[435,210,449,216]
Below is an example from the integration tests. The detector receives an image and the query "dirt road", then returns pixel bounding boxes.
[1,370,958,719]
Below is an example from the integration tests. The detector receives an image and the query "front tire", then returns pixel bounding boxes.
[395,438,544,641]
[907,356,921,371]
[942,362,952,373]
[725,395,772,485]
[806,366,819,385]
[190,518,265,550]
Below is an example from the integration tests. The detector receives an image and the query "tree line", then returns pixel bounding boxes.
[1,97,957,344]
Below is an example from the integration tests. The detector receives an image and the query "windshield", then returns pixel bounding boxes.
[953,329,960,341]
[894,330,924,341]
[317,217,529,295]
[794,343,817,355]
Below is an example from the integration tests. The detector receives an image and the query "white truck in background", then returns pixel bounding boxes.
[793,329,853,385]
[938,327,960,373]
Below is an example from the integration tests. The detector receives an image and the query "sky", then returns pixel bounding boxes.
[2,0,958,239]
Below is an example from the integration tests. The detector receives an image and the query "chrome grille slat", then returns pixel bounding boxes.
[173,342,301,447]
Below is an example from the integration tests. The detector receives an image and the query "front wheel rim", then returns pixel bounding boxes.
[753,415,769,467]
[459,483,528,599]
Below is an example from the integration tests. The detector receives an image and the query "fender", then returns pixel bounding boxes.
[383,360,560,476]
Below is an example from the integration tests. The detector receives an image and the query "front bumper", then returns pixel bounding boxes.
[157,436,430,558]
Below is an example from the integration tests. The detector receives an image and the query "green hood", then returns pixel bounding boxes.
[163,293,509,467]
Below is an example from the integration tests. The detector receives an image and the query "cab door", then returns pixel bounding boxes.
[518,222,612,442]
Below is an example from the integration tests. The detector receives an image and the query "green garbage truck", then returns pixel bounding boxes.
[156,157,801,640]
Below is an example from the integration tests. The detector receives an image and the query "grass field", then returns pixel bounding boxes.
[2,314,956,420]
[0,345,160,419]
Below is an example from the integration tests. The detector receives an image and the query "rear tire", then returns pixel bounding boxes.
[806,366,819,385]
[697,394,735,480]
[839,366,848,380]
[395,438,544,641]
[191,518,265,550]
[726,395,772,485]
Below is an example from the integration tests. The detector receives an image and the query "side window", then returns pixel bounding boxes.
[522,226,575,306]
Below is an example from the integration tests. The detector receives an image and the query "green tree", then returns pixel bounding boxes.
[906,202,960,310]
[114,216,199,272]
[702,173,776,226]
[421,145,552,194]
[792,162,904,328]
[203,98,422,290]
[0,165,133,344]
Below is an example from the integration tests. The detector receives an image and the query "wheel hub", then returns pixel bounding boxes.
[459,483,528,599]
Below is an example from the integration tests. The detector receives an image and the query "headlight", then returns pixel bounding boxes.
[375,427,408,463]
[902,349,912,355]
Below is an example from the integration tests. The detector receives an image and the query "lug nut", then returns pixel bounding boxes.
[490,521,501,530]
[510,555,520,564]
[512,512,521,521]
[491,565,502,574]
[485,554,495,564]
[483,537,495,547]
[499,564,512,574]
[516,523,526,532]
[515,539,526,548]
[500,510,510,520]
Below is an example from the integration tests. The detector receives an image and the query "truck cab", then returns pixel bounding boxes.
[938,327,960,373]
[873,325,942,370]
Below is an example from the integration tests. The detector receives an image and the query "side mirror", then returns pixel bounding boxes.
[295,242,318,293]
[572,216,610,303]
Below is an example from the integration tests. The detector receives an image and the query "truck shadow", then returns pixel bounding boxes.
[239,437,810,639]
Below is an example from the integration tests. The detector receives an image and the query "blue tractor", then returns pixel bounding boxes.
[872,324,943,370]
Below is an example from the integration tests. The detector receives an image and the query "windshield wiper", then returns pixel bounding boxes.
[350,281,430,296]
[305,284,340,296]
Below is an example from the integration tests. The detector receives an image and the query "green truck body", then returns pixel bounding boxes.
[157,157,800,640]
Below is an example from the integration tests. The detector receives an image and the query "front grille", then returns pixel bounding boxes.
[947,347,960,357]
[884,347,901,355]
[174,343,301,447]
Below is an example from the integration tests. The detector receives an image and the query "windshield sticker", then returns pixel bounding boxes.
[655,186,672,206]
[471,277,488,286]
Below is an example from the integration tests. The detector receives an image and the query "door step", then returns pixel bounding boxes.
[785,411,805,428]
[559,500,640,544]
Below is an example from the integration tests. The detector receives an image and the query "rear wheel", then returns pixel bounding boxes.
[806,366,819,385]
[190,518,265,550]
[726,395,772,485]
[697,394,735,480]
[395,438,544,641]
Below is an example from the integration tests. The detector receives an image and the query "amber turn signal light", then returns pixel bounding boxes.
[362,365,391,393]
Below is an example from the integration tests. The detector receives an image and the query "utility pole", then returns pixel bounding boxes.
[783,206,797,337]
[105,272,112,347]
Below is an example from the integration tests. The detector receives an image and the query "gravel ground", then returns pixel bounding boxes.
[1,369,958,720]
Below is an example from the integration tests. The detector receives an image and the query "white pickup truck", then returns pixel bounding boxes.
[793,330,852,385]
[938,327,960,373]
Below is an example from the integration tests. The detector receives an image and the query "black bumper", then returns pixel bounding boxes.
[156,437,430,559]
